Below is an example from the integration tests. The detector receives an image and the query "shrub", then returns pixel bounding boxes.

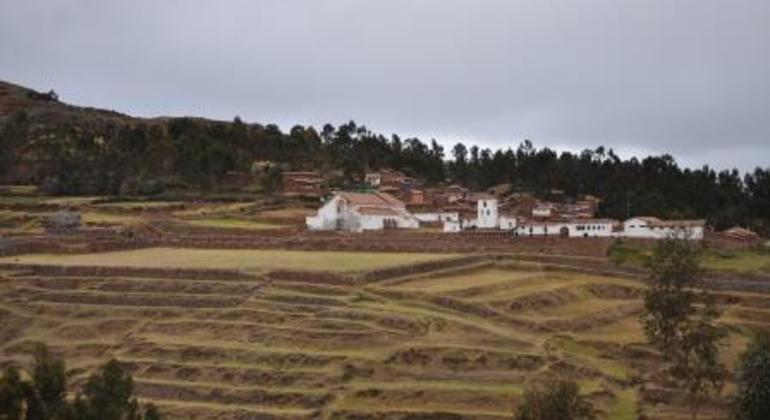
[514,380,595,420]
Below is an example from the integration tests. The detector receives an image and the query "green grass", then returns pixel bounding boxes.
[81,212,142,226]
[0,248,458,273]
[184,218,287,230]
[608,240,652,267]
[701,248,770,275]
[609,240,770,275]
[0,185,37,195]
[94,201,185,210]
[550,335,632,381]
[607,388,637,420]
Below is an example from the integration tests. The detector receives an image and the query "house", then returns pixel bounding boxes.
[404,189,425,205]
[282,172,324,197]
[532,204,553,218]
[707,226,763,249]
[514,218,614,238]
[364,169,411,188]
[622,217,705,240]
[442,193,516,232]
[306,192,419,232]
[445,185,469,203]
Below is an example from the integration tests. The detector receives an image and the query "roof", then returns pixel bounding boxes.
[628,216,705,228]
[283,171,321,177]
[569,218,615,224]
[446,184,469,192]
[355,206,401,216]
[467,192,496,202]
[720,226,760,240]
[366,168,406,177]
[339,192,405,208]
[377,186,400,193]
[628,216,663,224]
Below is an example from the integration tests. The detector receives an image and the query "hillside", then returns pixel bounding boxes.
[0,80,137,127]
[0,79,768,235]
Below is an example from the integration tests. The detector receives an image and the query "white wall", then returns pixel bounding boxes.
[306,195,343,230]
[516,223,565,237]
[358,215,385,231]
[568,221,614,238]
[499,216,517,230]
[622,218,703,239]
[413,212,459,223]
[477,199,498,229]
[365,174,381,187]
[443,220,461,232]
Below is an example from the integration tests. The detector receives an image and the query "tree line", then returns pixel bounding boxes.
[1,112,768,234]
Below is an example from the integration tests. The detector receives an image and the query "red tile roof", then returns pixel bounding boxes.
[339,192,405,208]
[356,206,401,216]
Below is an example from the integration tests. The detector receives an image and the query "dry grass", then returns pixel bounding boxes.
[94,201,186,210]
[390,268,540,292]
[0,257,765,419]
[0,248,457,272]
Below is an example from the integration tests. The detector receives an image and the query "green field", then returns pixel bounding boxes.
[0,247,457,273]
[610,240,770,275]
[183,218,287,230]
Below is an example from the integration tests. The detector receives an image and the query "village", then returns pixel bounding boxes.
[295,168,710,240]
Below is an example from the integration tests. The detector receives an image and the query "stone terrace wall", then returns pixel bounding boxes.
[0,263,255,281]
[356,255,488,284]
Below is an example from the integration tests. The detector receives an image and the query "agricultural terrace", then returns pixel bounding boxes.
[1,251,767,419]
[610,240,770,275]
[0,248,457,273]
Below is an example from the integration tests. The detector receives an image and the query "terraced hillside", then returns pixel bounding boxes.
[0,251,768,419]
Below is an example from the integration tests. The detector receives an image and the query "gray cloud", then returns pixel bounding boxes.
[1,0,768,171]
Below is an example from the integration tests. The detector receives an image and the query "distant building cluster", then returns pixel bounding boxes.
[304,168,706,239]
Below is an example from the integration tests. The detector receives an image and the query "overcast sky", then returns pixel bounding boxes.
[1,0,769,171]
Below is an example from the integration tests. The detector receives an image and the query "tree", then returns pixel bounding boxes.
[640,234,726,420]
[74,359,140,420]
[513,380,595,420]
[260,165,283,194]
[732,332,770,420]
[0,367,26,420]
[142,404,160,420]
[27,344,68,420]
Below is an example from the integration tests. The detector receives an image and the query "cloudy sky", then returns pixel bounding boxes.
[1,0,769,171]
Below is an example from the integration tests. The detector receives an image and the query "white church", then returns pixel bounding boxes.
[305,192,419,232]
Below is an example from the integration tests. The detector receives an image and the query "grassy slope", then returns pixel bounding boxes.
[0,248,458,272]
[609,240,770,275]
[1,260,766,419]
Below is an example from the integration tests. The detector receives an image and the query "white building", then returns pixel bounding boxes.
[413,212,459,223]
[515,219,614,238]
[443,194,517,232]
[532,204,553,218]
[622,217,705,240]
[474,195,499,229]
[306,192,419,232]
[364,173,381,187]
